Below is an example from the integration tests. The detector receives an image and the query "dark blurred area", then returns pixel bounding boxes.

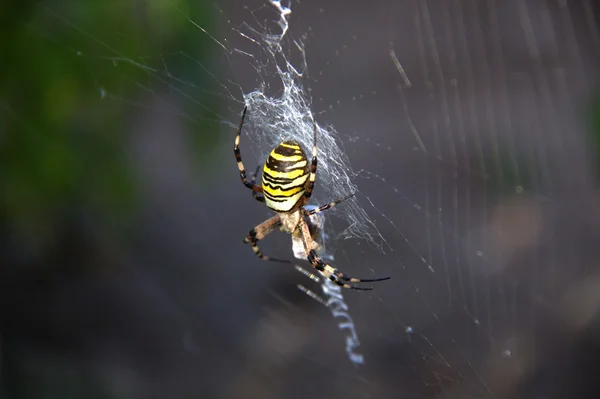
[1,0,600,398]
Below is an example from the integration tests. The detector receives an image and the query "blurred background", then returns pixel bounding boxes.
[1,0,600,398]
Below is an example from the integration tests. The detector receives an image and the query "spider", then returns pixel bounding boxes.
[233,106,390,290]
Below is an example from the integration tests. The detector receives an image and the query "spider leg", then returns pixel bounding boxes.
[244,214,290,263]
[298,218,390,290]
[234,106,264,194]
[304,114,318,199]
[305,193,355,216]
[250,164,265,203]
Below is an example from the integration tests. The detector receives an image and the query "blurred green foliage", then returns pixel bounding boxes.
[0,0,215,264]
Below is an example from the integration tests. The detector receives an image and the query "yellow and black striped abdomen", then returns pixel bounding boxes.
[262,140,310,212]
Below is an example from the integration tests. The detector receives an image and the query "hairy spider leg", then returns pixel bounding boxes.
[305,193,356,216]
[298,217,390,290]
[250,164,265,202]
[304,115,318,200]
[234,105,264,201]
[244,214,290,263]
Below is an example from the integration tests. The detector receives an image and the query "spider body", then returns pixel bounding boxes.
[233,106,389,290]
[262,140,310,213]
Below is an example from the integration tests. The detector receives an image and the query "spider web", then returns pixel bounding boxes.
[5,0,600,398]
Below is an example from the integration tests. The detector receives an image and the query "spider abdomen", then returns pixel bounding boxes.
[262,140,310,212]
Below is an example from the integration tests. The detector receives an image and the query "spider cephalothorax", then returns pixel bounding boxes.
[233,106,389,290]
